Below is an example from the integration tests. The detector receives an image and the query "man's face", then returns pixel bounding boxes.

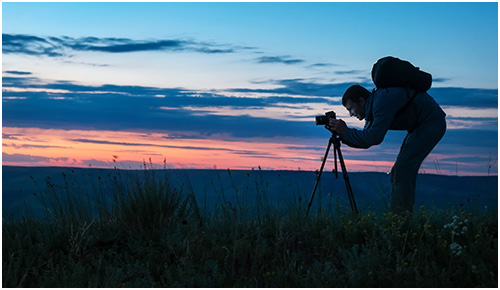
[344,98,366,121]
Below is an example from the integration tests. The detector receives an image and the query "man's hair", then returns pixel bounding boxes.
[342,84,370,106]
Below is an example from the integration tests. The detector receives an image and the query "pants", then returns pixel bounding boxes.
[390,117,446,213]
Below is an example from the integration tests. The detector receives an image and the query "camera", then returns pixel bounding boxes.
[315,111,336,126]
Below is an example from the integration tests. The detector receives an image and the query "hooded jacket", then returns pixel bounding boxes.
[342,87,446,149]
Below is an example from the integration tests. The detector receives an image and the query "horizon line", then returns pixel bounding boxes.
[3,164,497,178]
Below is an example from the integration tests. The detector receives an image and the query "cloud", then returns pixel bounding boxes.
[2,34,63,57]
[1,84,315,139]
[2,133,21,140]
[69,138,279,160]
[229,78,354,98]
[70,138,239,152]
[70,38,185,53]
[308,62,341,68]
[2,33,241,57]
[2,152,52,163]
[433,77,452,83]
[255,55,305,65]
[62,60,110,67]
[429,87,498,108]
[2,75,497,148]
[3,70,32,75]
[2,143,69,149]
[335,70,365,75]
[442,106,497,119]
[454,129,497,147]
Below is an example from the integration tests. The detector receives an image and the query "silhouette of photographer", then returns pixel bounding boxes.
[328,84,446,213]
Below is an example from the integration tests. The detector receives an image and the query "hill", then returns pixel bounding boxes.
[3,166,497,218]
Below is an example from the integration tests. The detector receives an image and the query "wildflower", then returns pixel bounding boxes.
[450,242,463,256]
[444,215,468,238]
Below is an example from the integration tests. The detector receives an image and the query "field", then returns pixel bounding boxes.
[2,167,498,287]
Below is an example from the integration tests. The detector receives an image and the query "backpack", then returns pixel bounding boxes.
[371,56,432,92]
[371,56,432,132]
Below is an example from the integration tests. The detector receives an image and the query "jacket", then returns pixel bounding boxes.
[342,87,446,149]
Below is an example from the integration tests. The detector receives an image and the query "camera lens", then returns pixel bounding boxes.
[315,115,328,125]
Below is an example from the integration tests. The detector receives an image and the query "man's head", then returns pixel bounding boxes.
[342,84,370,120]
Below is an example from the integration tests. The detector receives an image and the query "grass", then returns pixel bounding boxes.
[2,168,498,287]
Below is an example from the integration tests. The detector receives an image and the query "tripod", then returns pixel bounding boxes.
[306,132,358,217]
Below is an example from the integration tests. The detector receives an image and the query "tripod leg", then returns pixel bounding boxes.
[335,145,359,213]
[306,138,333,217]
[334,144,338,178]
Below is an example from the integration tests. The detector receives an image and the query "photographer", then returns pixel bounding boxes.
[328,84,446,214]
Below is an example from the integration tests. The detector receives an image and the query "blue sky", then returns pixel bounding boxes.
[2,2,498,175]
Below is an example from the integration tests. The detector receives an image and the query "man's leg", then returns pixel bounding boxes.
[390,118,446,213]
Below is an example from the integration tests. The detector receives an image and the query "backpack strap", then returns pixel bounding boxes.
[396,87,418,116]
[366,88,377,122]
[394,87,419,132]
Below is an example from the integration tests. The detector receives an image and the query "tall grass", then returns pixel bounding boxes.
[3,168,498,287]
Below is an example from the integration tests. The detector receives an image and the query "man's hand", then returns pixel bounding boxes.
[327,119,348,137]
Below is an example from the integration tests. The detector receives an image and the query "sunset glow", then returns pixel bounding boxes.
[2,126,392,171]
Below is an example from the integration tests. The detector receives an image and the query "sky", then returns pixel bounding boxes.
[1,2,498,176]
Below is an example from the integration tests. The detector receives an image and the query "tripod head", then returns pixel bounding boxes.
[324,125,342,144]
